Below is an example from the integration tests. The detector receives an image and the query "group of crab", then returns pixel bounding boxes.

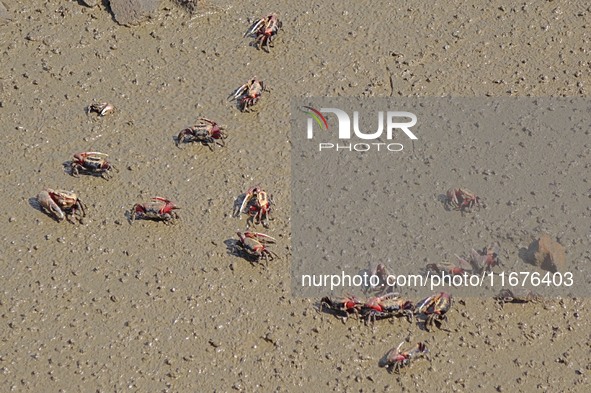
[229,14,281,110]
[440,188,542,305]
[176,14,282,150]
[173,15,283,263]
[425,241,502,277]
[36,154,278,265]
[36,14,283,232]
[321,292,452,331]
[37,177,278,268]
[36,152,113,223]
[321,292,450,372]
[233,186,279,264]
[36,151,181,224]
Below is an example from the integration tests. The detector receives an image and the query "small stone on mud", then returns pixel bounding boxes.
[110,0,160,26]
[80,0,99,7]
[524,233,566,272]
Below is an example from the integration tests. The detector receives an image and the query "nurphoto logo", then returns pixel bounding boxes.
[302,106,418,152]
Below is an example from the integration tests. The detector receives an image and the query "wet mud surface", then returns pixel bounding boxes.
[1,1,590,391]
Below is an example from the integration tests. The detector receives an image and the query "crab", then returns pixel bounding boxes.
[363,263,396,296]
[361,293,415,325]
[88,102,114,116]
[37,188,86,223]
[229,77,266,111]
[468,242,502,273]
[244,13,282,52]
[425,262,470,276]
[130,197,180,224]
[445,188,481,212]
[176,117,226,150]
[495,288,541,304]
[235,231,278,263]
[363,260,396,296]
[415,292,452,331]
[381,342,429,373]
[239,186,273,228]
[70,152,115,179]
[320,295,363,322]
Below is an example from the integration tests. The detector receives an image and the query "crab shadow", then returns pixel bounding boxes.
[377,352,392,371]
[315,300,353,322]
[224,237,263,268]
[518,246,533,267]
[172,134,182,147]
[62,161,73,175]
[28,196,60,222]
[224,238,239,256]
[123,209,134,225]
[173,134,205,149]
[315,298,338,316]
[437,193,452,210]
[246,40,275,53]
[415,317,450,332]
[224,239,250,258]
[28,195,45,214]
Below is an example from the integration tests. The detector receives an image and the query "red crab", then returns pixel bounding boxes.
[364,263,396,295]
[37,188,86,223]
[229,77,266,111]
[70,152,115,179]
[362,293,415,324]
[235,231,278,263]
[445,188,481,212]
[495,288,541,304]
[244,13,282,52]
[88,102,114,116]
[130,197,180,224]
[426,261,470,276]
[320,295,363,322]
[468,242,502,273]
[415,292,452,331]
[239,186,273,228]
[176,117,226,150]
[381,342,429,373]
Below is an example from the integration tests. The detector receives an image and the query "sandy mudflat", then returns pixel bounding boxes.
[0,1,590,392]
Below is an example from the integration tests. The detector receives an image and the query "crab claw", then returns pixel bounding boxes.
[74,151,108,160]
[243,231,276,243]
[244,18,265,37]
[98,103,114,116]
[176,128,193,147]
[239,186,259,214]
[228,84,248,101]
[37,190,65,221]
